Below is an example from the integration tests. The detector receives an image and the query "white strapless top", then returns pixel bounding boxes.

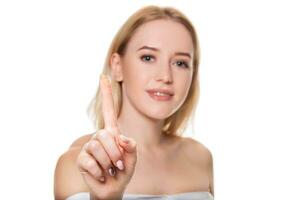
[66,191,214,200]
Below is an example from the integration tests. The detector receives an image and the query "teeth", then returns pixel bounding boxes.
[154,92,169,96]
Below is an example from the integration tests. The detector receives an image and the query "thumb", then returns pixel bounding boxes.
[118,135,137,153]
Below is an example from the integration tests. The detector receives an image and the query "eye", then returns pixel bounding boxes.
[174,60,189,68]
[140,55,155,62]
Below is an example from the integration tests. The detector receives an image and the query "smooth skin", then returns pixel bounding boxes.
[54,19,214,200]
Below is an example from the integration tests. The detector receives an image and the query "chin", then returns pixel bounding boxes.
[144,107,175,121]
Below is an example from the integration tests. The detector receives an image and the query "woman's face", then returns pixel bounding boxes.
[115,19,194,120]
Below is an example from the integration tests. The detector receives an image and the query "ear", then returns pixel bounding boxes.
[110,53,123,82]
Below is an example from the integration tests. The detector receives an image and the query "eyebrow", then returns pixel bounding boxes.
[137,45,191,59]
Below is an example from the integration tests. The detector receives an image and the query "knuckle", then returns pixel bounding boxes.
[82,142,90,152]
[106,126,115,133]
[76,152,86,168]
[99,152,115,169]
[85,158,97,170]
[88,140,100,152]
[95,130,122,163]
[95,129,104,135]
[96,129,108,139]
[91,146,111,170]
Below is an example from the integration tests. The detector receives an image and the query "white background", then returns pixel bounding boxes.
[0,0,299,199]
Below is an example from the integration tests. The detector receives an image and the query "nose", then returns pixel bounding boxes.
[156,62,173,84]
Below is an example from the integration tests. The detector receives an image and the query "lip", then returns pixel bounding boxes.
[146,89,175,96]
[146,88,174,101]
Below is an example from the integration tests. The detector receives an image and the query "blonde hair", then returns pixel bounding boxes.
[87,5,200,137]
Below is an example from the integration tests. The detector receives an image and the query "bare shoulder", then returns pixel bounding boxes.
[54,133,94,200]
[180,136,213,165]
[180,137,214,195]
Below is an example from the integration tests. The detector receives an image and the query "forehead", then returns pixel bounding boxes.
[127,19,194,54]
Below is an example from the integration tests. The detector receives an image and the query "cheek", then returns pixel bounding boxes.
[123,58,155,88]
[122,61,149,96]
[175,73,192,95]
[174,72,192,88]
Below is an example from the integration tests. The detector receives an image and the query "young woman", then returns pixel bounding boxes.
[54,5,214,200]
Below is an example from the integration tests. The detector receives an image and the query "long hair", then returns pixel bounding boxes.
[87,5,200,136]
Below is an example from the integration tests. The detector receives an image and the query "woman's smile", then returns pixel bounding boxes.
[146,88,174,101]
[146,90,174,101]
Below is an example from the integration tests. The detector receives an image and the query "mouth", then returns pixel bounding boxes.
[146,89,174,101]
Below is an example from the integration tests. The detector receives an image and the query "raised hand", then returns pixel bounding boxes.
[76,74,137,200]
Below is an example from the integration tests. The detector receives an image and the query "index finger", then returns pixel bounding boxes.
[100,74,117,129]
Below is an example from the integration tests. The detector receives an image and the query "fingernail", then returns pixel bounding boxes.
[108,167,116,176]
[116,160,124,170]
[101,74,111,86]
[120,134,129,143]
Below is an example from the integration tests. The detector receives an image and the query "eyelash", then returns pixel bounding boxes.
[140,55,190,68]
[140,55,155,62]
